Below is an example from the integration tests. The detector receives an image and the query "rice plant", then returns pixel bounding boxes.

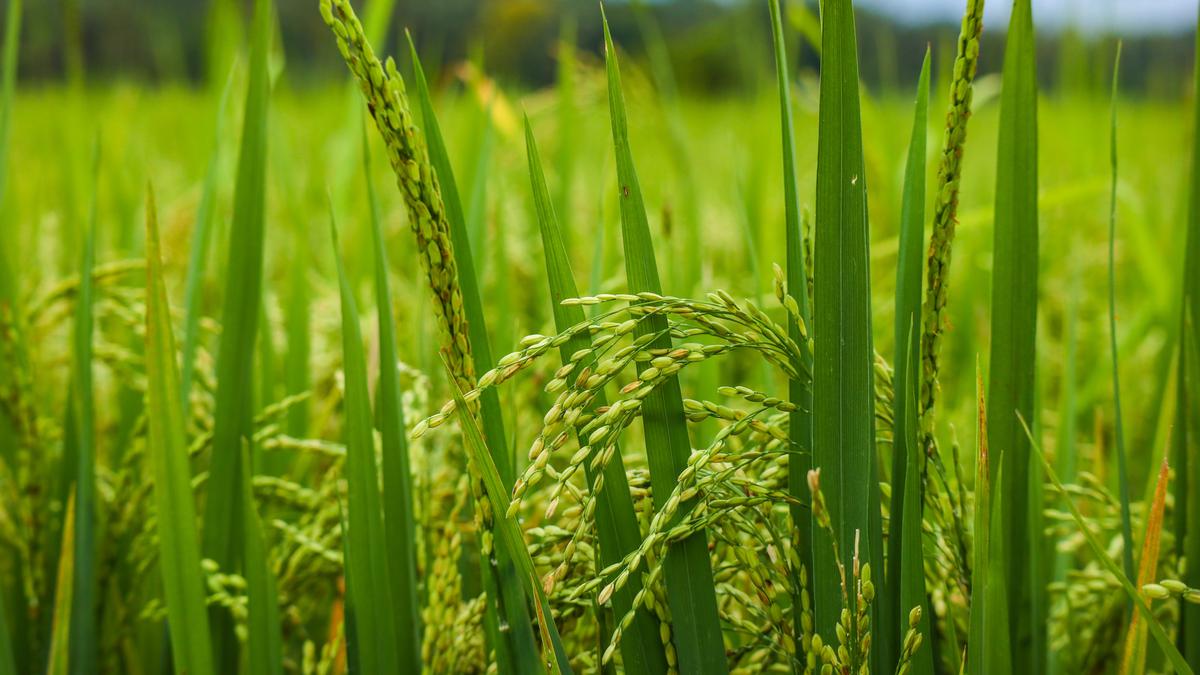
[1,0,1199,673]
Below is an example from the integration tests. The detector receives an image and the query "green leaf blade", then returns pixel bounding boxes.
[144,187,215,675]
[239,448,283,675]
[811,0,885,665]
[768,0,815,663]
[363,125,422,671]
[524,116,667,675]
[449,376,573,675]
[1176,2,1200,662]
[405,37,541,674]
[893,48,932,675]
[601,14,727,674]
[987,0,1040,668]
[67,142,100,675]
[331,211,402,675]
[180,67,236,409]
[1106,43,1136,589]
[199,0,272,666]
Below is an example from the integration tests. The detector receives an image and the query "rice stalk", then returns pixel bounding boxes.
[320,5,540,669]
[404,32,541,672]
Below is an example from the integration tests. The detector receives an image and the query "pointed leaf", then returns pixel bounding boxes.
[331,210,402,674]
[524,116,666,674]
[601,12,727,674]
[145,186,215,675]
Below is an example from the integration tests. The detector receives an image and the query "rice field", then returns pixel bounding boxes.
[1,0,1199,673]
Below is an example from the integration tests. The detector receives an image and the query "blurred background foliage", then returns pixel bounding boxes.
[8,0,1199,97]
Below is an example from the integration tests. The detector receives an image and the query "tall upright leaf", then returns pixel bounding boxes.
[987,0,1039,668]
[330,212,401,674]
[968,369,1011,675]
[629,0,700,295]
[811,0,885,663]
[893,48,932,675]
[67,143,99,675]
[601,13,727,674]
[524,116,666,675]
[406,36,541,673]
[1106,44,1136,587]
[239,448,283,675]
[1176,0,1200,662]
[362,126,421,670]
[200,0,271,666]
[144,187,215,675]
[768,0,814,664]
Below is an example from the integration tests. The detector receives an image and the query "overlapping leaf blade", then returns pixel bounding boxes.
[199,0,271,666]
[331,212,402,674]
[405,36,541,674]
[987,0,1040,667]
[144,187,214,675]
[239,448,283,675]
[524,116,666,674]
[767,6,815,661]
[601,13,727,674]
[811,0,886,665]
[363,124,422,670]
[891,48,932,675]
[67,143,99,675]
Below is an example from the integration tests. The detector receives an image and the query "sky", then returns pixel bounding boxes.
[855,0,1198,34]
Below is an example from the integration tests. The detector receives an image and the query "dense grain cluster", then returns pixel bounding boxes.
[1,0,1199,673]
